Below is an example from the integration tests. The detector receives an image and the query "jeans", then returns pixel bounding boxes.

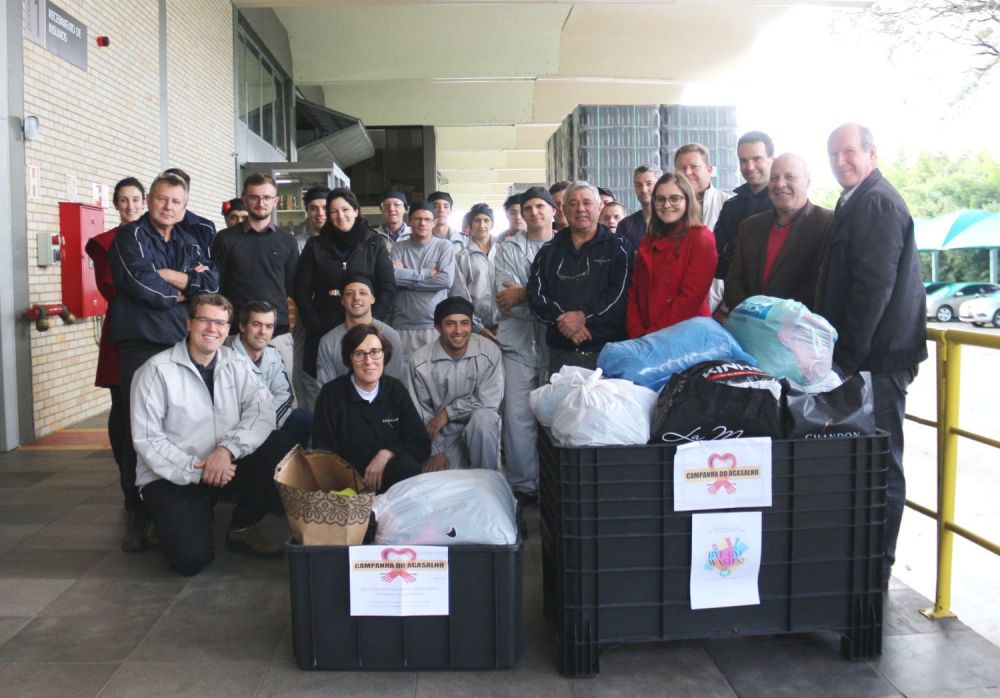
[547,346,600,380]
[872,367,917,581]
[140,429,296,576]
[280,407,313,450]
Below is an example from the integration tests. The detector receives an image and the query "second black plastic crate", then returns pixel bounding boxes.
[287,540,524,670]
[539,430,887,677]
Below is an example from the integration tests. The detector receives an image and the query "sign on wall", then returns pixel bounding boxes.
[23,1,88,71]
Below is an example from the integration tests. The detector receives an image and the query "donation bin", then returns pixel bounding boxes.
[538,429,887,677]
[287,540,524,670]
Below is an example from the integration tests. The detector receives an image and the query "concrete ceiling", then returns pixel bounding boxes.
[235,1,869,209]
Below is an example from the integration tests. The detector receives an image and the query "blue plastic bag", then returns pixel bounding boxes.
[597,317,755,392]
[724,295,837,386]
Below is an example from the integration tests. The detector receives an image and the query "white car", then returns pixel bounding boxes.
[958,291,1000,328]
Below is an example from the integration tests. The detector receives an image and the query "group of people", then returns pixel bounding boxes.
[89,121,925,584]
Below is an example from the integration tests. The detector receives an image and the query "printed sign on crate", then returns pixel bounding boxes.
[349,545,449,616]
[673,436,772,511]
[690,511,762,610]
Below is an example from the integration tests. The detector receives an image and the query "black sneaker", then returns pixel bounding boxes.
[121,510,149,553]
[226,523,283,557]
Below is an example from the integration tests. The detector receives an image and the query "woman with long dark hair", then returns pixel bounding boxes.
[293,188,395,409]
[626,172,718,338]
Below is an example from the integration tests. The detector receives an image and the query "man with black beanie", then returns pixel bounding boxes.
[428,190,467,253]
[408,296,504,472]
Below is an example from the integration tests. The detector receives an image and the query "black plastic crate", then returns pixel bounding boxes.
[287,540,524,670]
[539,430,887,677]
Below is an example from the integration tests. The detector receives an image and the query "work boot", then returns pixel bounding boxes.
[225,523,283,557]
[145,522,162,548]
[121,509,149,553]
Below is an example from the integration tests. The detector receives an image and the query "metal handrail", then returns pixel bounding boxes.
[903,326,1000,620]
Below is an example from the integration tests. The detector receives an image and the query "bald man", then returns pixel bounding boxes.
[723,154,832,312]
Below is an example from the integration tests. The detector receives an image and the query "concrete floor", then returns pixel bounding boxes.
[1,431,1000,697]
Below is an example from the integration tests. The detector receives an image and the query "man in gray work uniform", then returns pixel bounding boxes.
[408,297,504,473]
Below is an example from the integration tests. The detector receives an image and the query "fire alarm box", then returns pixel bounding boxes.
[59,202,107,318]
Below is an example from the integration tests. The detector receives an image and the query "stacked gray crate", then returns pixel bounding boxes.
[545,104,738,213]
[659,105,739,192]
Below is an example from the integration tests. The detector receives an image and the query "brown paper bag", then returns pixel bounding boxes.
[274,446,375,546]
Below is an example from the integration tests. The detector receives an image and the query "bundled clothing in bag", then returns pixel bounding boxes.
[372,469,517,545]
[550,370,657,446]
[274,447,375,546]
[528,365,596,428]
[597,317,755,392]
[783,372,876,439]
[650,360,783,443]
[725,295,837,387]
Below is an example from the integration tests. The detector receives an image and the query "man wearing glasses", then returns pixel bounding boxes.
[130,293,297,576]
[527,181,632,376]
[212,173,299,381]
[110,171,219,552]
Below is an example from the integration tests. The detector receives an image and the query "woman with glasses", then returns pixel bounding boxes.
[312,324,429,493]
[293,188,395,411]
[626,172,718,338]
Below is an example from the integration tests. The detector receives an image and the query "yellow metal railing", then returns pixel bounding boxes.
[905,327,1000,620]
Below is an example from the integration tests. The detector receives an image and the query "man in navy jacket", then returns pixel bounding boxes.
[110,171,219,552]
[528,181,631,376]
[816,123,927,586]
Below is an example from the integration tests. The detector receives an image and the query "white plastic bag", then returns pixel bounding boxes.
[550,372,658,446]
[529,365,597,427]
[372,470,518,545]
[725,295,837,386]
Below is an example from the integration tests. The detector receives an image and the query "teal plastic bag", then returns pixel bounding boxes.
[725,295,837,386]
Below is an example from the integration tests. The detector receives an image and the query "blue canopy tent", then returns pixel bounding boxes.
[914,209,994,280]
[942,212,1000,283]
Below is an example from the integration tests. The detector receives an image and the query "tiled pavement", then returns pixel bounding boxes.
[1,426,999,697]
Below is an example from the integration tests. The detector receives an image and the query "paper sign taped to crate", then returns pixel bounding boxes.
[690,511,762,610]
[673,437,772,511]
[349,545,449,616]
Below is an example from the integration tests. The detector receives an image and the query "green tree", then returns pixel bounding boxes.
[869,1,1000,98]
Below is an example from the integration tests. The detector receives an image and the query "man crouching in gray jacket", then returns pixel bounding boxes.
[131,293,297,576]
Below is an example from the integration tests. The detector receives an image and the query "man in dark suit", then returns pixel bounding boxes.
[816,123,927,587]
[723,153,832,313]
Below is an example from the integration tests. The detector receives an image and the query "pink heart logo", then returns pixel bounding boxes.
[707,453,737,471]
[706,453,738,495]
[381,547,417,563]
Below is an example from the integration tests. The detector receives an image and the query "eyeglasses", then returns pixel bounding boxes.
[351,347,384,362]
[653,195,686,207]
[194,316,230,328]
[246,195,275,203]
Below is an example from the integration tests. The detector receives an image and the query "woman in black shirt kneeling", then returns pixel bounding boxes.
[312,324,429,493]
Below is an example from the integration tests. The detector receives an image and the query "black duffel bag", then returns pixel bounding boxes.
[783,372,876,439]
[650,360,783,444]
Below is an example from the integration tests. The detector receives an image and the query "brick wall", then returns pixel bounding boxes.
[165,0,237,216]
[22,0,236,436]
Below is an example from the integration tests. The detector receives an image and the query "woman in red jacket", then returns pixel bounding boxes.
[85,176,146,551]
[626,172,718,338]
